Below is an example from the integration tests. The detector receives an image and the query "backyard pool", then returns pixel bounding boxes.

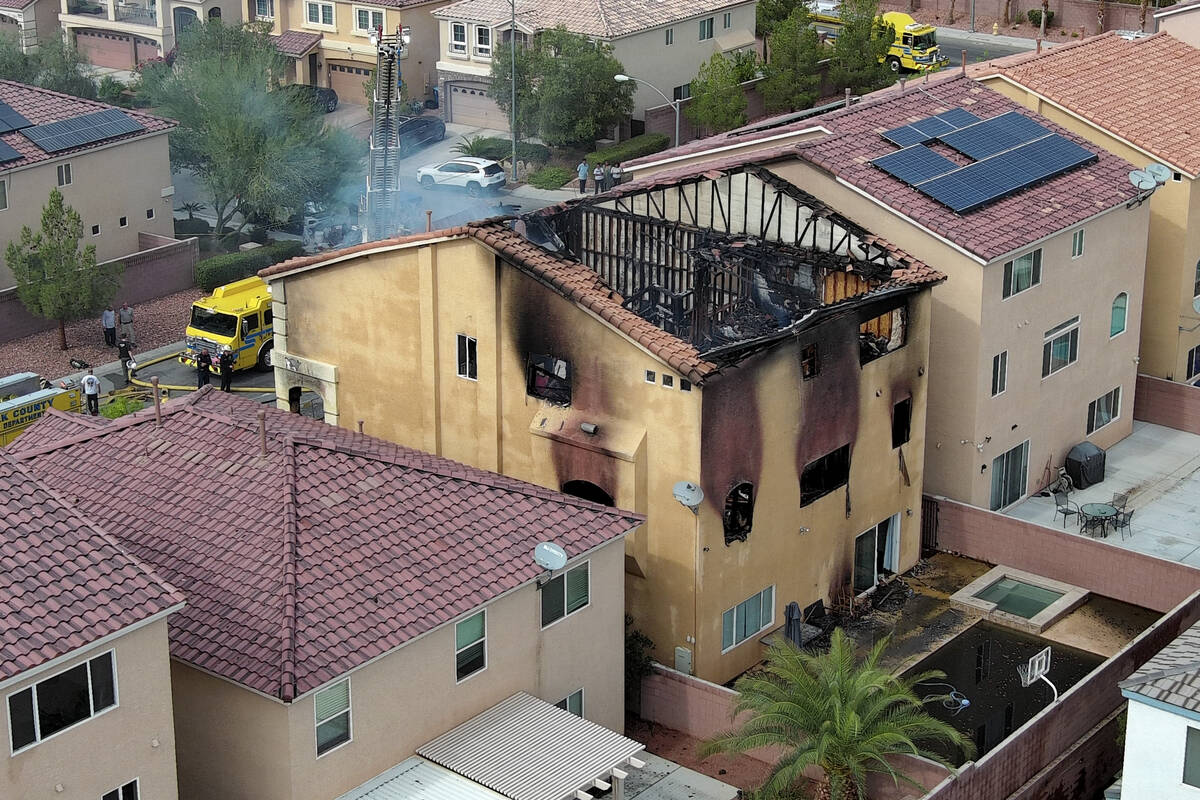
[974,577,1065,619]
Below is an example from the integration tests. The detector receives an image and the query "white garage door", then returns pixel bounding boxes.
[448,82,508,131]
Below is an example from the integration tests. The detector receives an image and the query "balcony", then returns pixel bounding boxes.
[65,0,106,15]
[114,1,156,24]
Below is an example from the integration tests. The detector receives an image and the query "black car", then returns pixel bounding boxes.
[284,84,339,114]
[397,115,446,154]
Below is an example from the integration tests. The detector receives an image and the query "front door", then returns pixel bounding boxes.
[854,515,899,595]
[308,52,318,85]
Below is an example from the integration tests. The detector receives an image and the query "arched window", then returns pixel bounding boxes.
[173,6,197,30]
[722,482,754,545]
[1111,293,1128,337]
[208,6,221,18]
[560,480,614,507]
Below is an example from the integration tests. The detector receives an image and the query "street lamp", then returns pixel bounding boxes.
[614,73,679,149]
[509,0,517,182]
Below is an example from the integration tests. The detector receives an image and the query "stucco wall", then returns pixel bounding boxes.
[1158,8,1200,45]
[1133,373,1200,434]
[1121,700,1198,800]
[3,618,178,800]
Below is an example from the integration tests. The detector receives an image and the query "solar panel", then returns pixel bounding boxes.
[871,145,958,185]
[881,125,929,147]
[0,140,20,164]
[881,108,981,148]
[0,102,30,135]
[22,108,145,154]
[937,108,982,128]
[939,111,1054,160]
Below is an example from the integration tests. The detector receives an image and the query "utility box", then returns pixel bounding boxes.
[673,646,693,675]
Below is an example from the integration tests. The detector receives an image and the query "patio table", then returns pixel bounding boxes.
[1081,503,1119,537]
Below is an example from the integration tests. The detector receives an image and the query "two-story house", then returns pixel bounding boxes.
[0,0,59,53]
[252,0,448,105]
[431,0,757,132]
[972,33,1200,386]
[1,449,185,800]
[626,75,1150,511]
[12,387,644,800]
[60,0,239,70]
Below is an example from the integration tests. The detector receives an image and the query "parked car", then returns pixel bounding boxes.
[416,157,506,196]
[284,84,339,114]
[397,115,446,154]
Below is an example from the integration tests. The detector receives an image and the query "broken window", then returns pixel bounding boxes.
[859,305,907,365]
[800,444,850,507]
[892,396,912,449]
[801,343,819,380]
[526,354,571,405]
[722,482,754,545]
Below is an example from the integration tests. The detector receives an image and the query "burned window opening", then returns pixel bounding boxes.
[723,482,754,545]
[892,396,912,449]
[801,343,819,380]
[561,480,615,507]
[860,304,907,365]
[800,444,851,507]
[527,354,571,405]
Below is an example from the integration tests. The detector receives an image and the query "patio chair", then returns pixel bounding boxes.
[1111,492,1130,512]
[1053,491,1079,528]
[1080,513,1107,539]
[1114,509,1135,539]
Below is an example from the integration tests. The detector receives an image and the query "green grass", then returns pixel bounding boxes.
[526,166,574,190]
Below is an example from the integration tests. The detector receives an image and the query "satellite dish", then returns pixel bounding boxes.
[534,541,568,572]
[672,480,705,512]
[1129,170,1157,191]
[1146,164,1171,185]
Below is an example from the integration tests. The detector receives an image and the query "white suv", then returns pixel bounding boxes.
[415,157,507,196]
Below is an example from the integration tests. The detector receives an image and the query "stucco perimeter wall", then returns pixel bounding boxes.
[913,0,1153,33]
[1133,373,1200,435]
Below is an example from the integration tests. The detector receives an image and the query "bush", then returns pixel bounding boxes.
[97,75,129,107]
[174,217,213,236]
[100,396,145,419]
[587,133,670,167]
[1027,8,1054,26]
[527,166,574,190]
[453,136,551,165]
[195,240,304,291]
[248,225,270,244]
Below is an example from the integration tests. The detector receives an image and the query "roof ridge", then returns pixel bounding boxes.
[594,0,612,36]
[280,438,300,702]
[10,393,197,461]
[1123,660,1200,689]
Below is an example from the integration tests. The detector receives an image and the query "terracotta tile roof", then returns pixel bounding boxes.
[5,408,109,455]
[272,30,322,57]
[969,32,1200,176]
[14,389,642,700]
[1120,619,1200,712]
[433,0,748,38]
[0,81,174,170]
[0,0,37,11]
[0,451,183,682]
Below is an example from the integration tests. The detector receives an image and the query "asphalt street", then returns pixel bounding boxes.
[938,28,1041,66]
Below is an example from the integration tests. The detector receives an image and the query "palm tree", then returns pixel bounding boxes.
[700,629,972,800]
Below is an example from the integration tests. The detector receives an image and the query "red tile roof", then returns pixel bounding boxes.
[433,0,748,38]
[0,81,174,170]
[5,408,109,455]
[272,30,322,57]
[0,0,37,11]
[0,451,183,682]
[14,389,642,699]
[969,32,1200,176]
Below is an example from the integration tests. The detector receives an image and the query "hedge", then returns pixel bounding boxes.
[587,133,670,167]
[472,137,551,165]
[1027,9,1054,25]
[196,241,304,291]
[174,217,213,236]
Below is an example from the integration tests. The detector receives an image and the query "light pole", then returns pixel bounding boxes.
[509,0,517,182]
[614,73,679,148]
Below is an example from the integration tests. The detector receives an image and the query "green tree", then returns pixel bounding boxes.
[701,631,971,800]
[6,189,123,351]
[0,33,97,99]
[760,7,823,113]
[830,0,893,95]
[757,0,805,35]
[488,40,540,141]
[686,52,748,134]
[139,21,363,242]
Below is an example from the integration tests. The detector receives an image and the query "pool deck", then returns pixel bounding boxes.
[1006,421,1200,565]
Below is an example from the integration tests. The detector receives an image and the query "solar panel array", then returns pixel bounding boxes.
[0,101,31,135]
[872,145,958,185]
[0,140,20,164]
[882,108,981,147]
[938,111,1054,160]
[21,108,144,154]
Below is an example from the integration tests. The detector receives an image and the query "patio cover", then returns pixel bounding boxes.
[334,757,507,800]
[417,692,645,800]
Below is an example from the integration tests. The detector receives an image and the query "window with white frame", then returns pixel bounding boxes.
[57,163,72,187]
[450,21,467,53]
[699,17,713,40]
[306,0,334,26]
[1042,316,1079,378]
[314,679,350,755]
[991,351,1007,396]
[255,0,273,18]
[1087,387,1120,434]
[541,561,589,627]
[475,25,491,55]
[0,179,7,212]
[1110,293,1128,337]
[665,27,673,45]
[102,780,139,800]
[722,586,773,651]
[455,611,486,681]
[354,6,383,33]
[457,334,477,380]
[145,207,154,219]
[555,688,583,717]
[8,651,116,753]
[1186,727,1200,788]
[1071,229,1084,258]
[1189,344,1200,382]
[723,11,732,27]
[1002,249,1041,298]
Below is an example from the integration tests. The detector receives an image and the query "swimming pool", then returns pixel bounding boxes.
[974,577,1065,619]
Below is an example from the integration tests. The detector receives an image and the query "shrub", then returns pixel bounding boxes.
[1027,8,1054,26]
[97,75,128,107]
[100,396,145,419]
[174,217,212,236]
[248,225,270,244]
[195,240,304,291]
[587,133,670,167]
[527,165,574,189]
[453,136,551,165]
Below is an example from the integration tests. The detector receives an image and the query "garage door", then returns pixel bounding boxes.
[448,82,508,131]
[134,36,158,64]
[328,61,372,105]
[75,30,134,70]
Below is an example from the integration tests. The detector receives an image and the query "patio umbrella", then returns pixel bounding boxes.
[785,601,804,648]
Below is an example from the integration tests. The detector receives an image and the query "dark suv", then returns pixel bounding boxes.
[284,84,339,114]
[396,115,446,154]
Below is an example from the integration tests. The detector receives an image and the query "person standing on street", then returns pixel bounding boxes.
[196,350,212,388]
[602,162,613,192]
[101,305,116,346]
[118,302,135,346]
[117,335,135,387]
[219,345,234,392]
[577,160,589,194]
[81,369,101,416]
[593,163,603,195]
[611,162,623,188]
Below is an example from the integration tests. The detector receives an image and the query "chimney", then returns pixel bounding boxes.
[844,87,851,108]
[151,376,162,427]
[257,410,267,457]
[1036,37,1042,53]
[357,419,364,433]
[898,77,907,94]
[425,210,433,232]
[961,50,967,76]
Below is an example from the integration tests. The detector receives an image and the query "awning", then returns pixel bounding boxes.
[335,757,507,800]
[272,29,322,58]
[716,29,756,53]
[418,693,645,800]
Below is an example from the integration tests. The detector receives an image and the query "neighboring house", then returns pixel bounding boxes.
[0,0,59,52]
[263,187,943,684]
[0,449,185,800]
[59,0,239,70]
[972,33,1200,386]
[1155,0,1200,44]
[431,0,757,131]
[12,387,643,800]
[627,75,1150,511]
[253,0,448,105]
[0,80,177,290]
[1119,620,1200,799]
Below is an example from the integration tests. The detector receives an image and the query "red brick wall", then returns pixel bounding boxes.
[1133,373,1200,436]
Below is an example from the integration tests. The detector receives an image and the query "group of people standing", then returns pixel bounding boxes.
[195,346,236,392]
[577,160,623,194]
[100,302,136,348]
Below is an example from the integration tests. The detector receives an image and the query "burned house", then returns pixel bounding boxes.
[263,160,943,683]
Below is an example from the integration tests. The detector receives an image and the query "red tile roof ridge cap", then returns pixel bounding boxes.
[0,79,178,128]
[37,405,111,428]
[259,224,477,279]
[279,437,300,703]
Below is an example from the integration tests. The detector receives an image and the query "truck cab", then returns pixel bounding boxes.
[811,6,947,73]
[180,276,274,373]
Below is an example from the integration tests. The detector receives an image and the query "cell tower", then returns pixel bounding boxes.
[363,24,409,242]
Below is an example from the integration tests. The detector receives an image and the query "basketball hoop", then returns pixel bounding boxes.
[1017,646,1058,702]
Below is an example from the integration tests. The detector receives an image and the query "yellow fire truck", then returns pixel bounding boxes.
[812,4,949,73]
[180,276,274,374]
[0,372,83,446]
